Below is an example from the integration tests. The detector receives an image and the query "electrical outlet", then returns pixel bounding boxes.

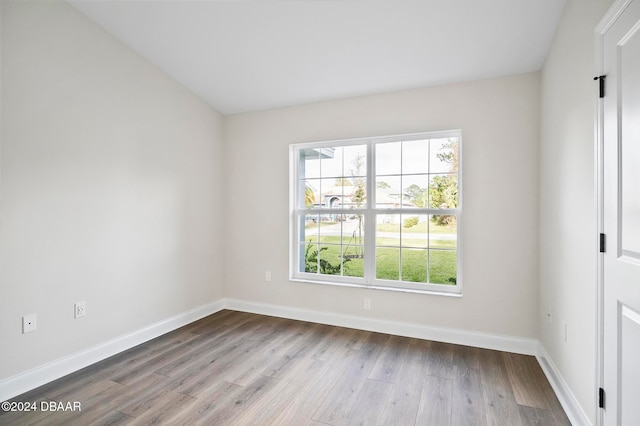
[265,271,271,282]
[22,314,37,333]
[75,301,86,319]
[364,298,371,310]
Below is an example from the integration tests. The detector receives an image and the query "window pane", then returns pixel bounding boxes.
[348,177,367,209]
[429,218,457,249]
[429,174,458,209]
[316,244,344,275]
[376,216,400,247]
[429,250,457,285]
[401,214,428,247]
[376,142,401,175]
[344,145,367,209]
[342,215,365,246]
[302,242,318,273]
[403,175,430,209]
[318,177,338,208]
[401,248,427,283]
[343,245,364,277]
[318,217,340,244]
[430,138,458,174]
[402,140,429,174]
[343,145,367,178]
[376,176,401,208]
[320,146,343,178]
[376,247,399,280]
[301,179,320,208]
[301,214,319,243]
[299,148,321,179]
[315,216,364,247]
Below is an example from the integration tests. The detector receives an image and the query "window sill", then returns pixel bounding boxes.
[290,277,463,297]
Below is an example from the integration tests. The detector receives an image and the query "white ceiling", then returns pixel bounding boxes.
[69,0,566,115]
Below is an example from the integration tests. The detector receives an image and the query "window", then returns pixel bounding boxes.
[290,131,461,294]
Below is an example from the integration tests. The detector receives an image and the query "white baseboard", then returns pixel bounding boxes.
[536,344,591,426]
[0,299,225,402]
[223,298,538,355]
[4,295,582,424]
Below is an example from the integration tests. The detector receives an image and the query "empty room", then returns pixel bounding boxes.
[2,0,639,425]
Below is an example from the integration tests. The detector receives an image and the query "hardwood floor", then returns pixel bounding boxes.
[0,310,570,425]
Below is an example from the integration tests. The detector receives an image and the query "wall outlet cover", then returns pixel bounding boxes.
[23,314,37,333]
[75,301,87,318]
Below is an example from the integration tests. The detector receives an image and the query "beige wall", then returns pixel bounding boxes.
[539,0,613,422]
[0,1,225,379]
[224,73,540,338]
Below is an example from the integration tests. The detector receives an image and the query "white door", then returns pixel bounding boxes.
[601,1,640,425]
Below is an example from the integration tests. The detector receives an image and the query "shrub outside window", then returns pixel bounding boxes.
[290,131,461,294]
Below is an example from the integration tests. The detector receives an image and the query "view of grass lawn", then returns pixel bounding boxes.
[304,219,457,285]
[374,236,455,249]
[377,219,456,234]
[374,247,456,284]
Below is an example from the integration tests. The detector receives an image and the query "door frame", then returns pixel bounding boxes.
[595,1,634,425]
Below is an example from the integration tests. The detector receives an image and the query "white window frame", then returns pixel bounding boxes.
[289,130,462,296]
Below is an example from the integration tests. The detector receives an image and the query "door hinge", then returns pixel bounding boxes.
[599,233,606,253]
[594,75,606,98]
[599,387,605,409]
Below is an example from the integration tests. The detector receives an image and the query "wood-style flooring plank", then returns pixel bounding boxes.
[153,320,264,379]
[451,365,486,426]
[311,332,389,425]
[260,322,331,380]
[424,340,455,379]
[309,326,350,361]
[518,405,564,426]
[503,352,560,410]
[177,310,237,336]
[268,347,359,425]
[415,375,453,426]
[453,344,481,370]
[222,337,302,386]
[230,356,325,425]
[191,375,279,425]
[346,378,393,425]
[171,338,266,397]
[126,390,198,425]
[369,334,411,383]
[378,338,431,426]
[112,372,177,417]
[168,381,242,425]
[100,332,202,386]
[479,348,523,426]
